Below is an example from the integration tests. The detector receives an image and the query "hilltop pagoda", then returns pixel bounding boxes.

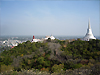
[83,19,96,41]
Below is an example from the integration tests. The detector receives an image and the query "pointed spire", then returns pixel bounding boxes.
[88,18,91,29]
[83,18,96,41]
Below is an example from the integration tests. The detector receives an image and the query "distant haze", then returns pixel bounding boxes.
[0,0,100,36]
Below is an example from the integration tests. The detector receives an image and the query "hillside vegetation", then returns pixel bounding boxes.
[0,39,100,75]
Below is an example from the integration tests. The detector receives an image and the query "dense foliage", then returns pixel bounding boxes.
[0,39,100,75]
[0,46,11,53]
[61,39,100,59]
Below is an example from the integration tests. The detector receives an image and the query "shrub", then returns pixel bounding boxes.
[13,67,21,72]
[89,59,95,64]
[51,64,64,73]
[0,65,13,72]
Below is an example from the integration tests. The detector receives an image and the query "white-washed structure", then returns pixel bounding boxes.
[83,19,96,41]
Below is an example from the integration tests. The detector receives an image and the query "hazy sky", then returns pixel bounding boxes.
[0,0,100,36]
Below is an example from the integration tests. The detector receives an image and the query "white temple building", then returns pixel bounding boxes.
[83,19,96,41]
[50,35,55,40]
[32,35,42,42]
[45,35,55,40]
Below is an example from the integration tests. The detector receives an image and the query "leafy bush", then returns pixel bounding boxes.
[0,65,13,72]
[51,64,64,73]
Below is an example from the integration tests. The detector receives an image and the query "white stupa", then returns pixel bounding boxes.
[50,35,55,40]
[44,35,55,40]
[83,19,96,41]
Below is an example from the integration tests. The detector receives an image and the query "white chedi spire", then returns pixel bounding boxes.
[88,18,91,29]
[83,19,96,41]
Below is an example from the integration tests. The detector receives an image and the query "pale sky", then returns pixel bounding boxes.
[0,0,100,36]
